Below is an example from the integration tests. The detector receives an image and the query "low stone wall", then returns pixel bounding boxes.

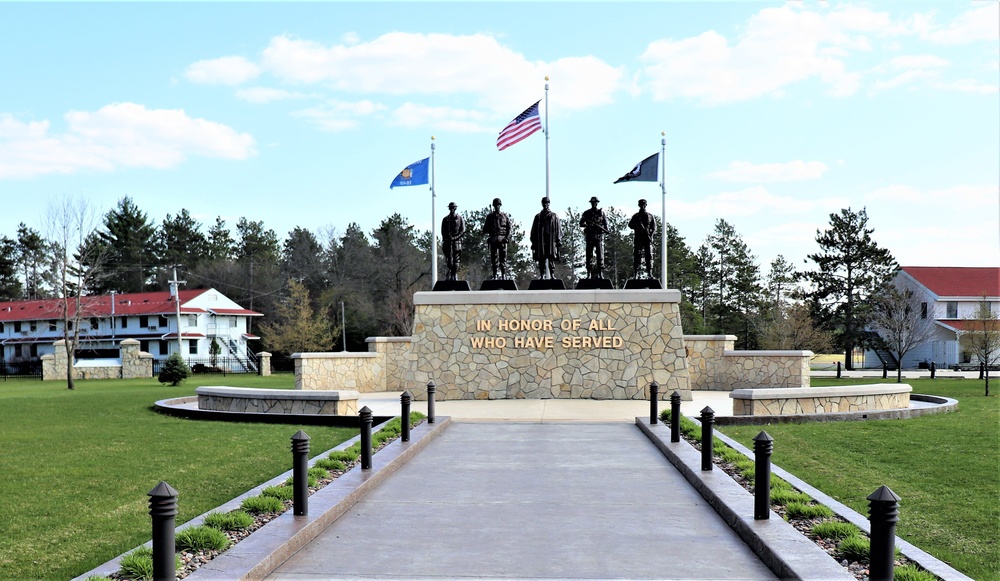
[730,384,911,416]
[684,335,735,390]
[196,386,359,415]
[41,338,152,381]
[293,352,384,391]
[683,335,811,391]
[365,338,411,391]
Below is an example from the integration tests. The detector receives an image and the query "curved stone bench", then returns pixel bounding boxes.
[195,386,360,416]
[729,384,911,416]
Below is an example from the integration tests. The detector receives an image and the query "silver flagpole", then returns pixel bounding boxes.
[430,136,437,288]
[660,132,668,285]
[544,76,550,200]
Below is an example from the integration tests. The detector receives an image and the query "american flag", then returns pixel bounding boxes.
[496,101,542,151]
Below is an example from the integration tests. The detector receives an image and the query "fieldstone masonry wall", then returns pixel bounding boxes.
[41,338,152,381]
[684,335,811,391]
[365,337,410,392]
[731,384,911,416]
[404,290,690,401]
[294,352,384,391]
[196,386,359,415]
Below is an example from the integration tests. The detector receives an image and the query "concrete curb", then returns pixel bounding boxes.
[708,425,974,581]
[74,417,452,581]
[636,418,854,580]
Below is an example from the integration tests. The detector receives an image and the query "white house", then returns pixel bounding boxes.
[873,266,1000,368]
[0,288,262,367]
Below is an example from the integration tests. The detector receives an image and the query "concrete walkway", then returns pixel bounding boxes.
[267,422,775,580]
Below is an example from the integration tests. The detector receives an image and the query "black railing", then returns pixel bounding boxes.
[152,356,257,376]
[0,359,43,380]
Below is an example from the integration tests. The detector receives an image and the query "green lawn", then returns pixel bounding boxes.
[0,375,355,581]
[718,378,1000,581]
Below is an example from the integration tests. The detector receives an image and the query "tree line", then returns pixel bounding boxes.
[0,196,901,368]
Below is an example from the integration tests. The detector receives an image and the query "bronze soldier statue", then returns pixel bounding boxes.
[580,196,608,279]
[530,197,561,279]
[628,198,656,278]
[441,202,465,281]
[484,198,511,279]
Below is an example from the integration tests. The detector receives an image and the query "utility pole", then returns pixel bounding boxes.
[169,266,186,356]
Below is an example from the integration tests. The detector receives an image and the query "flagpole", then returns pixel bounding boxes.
[544,76,550,200]
[660,132,668,286]
[430,136,437,288]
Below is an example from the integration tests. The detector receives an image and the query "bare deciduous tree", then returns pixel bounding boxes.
[960,295,1000,396]
[869,285,936,382]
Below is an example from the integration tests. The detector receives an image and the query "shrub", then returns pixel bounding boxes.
[837,534,870,563]
[771,477,792,492]
[894,565,937,581]
[308,466,329,480]
[118,547,179,581]
[83,576,113,581]
[328,449,358,463]
[770,488,813,506]
[240,494,285,514]
[811,521,861,541]
[262,485,295,501]
[284,475,317,488]
[176,525,231,552]
[715,446,745,464]
[157,353,190,386]
[203,510,254,532]
[314,458,346,472]
[785,501,834,519]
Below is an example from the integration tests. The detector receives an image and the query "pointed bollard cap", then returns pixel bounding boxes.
[292,430,310,442]
[147,481,178,498]
[671,390,681,399]
[867,485,901,502]
[401,390,412,402]
[700,406,715,415]
[753,431,774,443]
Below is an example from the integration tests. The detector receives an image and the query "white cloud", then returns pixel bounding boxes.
[710,160,829,182]
[668,186,850,219]
[0,103,256,179]
[888,55,950,69]
[235,87,321,104]
[865,183,998,205]
[291,99,387,132]
[388,103,492,132]
[185,56,261,85]
[920,3,1000,45]
[932,79,999,94]
[639,4,893,104]
[258,33,622,113]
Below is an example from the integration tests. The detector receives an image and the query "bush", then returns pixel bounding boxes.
[770,488,813,506]
[771,477,792,492]
[176,525,231,552]
[284,474,317,488]
[157,353,190,386]
[203,510,254,532]
[811,521,861,541]
[785,501,834,519]
[308,466,329,480]
[261,485,295,501]
[894,565,937,581]
[715,446,745,464]
[118,547,180,581]
[328,449,358,463]
[240,494,285,514]
[314,458,346,472]
[837,534,870,563]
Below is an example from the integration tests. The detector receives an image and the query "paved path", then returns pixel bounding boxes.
[268,422,775,580]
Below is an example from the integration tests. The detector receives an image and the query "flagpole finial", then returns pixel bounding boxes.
[661,131,665,136]
[431,135,435,140]
[545,75,549,81]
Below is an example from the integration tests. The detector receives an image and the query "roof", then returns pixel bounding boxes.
[937,319,1000,333]
[0,289,261,323]
[901,267,1000,298]
[208,308,263,317]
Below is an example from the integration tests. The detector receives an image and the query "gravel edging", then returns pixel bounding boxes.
[73,417,451,581]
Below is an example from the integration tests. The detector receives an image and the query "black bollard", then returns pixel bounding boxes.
[649,381,659,424]
[980,362,985,380]
[836,360,842,379]
[359,406,373,470]
[753,431,774,520]
[147,481,178,581]
[867,485,901,581]
[670,391,681,443]
[426,380,436,424]
[400,390,412,442]
[700,407,715,471]
[291,430,310,516]
[882,362,888,379]
[930,361,936,379]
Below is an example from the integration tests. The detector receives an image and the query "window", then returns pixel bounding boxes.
[189,339,198,355]
[67,320,73,331]
[920,302,928,319]
[120,317,128,329]
[90,317,98,330]
[13,322,21,333]
[158,315,169,327]
[49,321,57,331]
[139,315,149,328]
[0,322,3,333]
[159,341,169,356]
[187,315,197,327]
[946,301,958,318]
[29,322,36,332]
[140,340,149,353]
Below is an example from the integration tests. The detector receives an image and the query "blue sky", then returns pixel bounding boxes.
[1,1,998,273]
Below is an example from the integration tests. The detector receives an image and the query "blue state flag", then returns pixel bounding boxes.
[389,157,430,189]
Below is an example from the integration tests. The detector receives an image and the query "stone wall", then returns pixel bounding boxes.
[731,384,911,416]
[682,336,811,391]
[196,386,359,415]
[41,339,152,381]
[120,339,152,379]
[684,335,735,390]
[293,352,384,391]
[365,338,411,391]
[403,289,690,401]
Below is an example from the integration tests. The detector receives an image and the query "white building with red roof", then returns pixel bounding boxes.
[0,288,262,366]
[884,266,1000,368]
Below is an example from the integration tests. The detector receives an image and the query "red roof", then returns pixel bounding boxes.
[208,308,263,317]
[902,267,1000,298]
[938,319,1000,332]
[0,290,257,323]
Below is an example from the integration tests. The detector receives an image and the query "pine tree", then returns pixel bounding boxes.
[158,352,190,386]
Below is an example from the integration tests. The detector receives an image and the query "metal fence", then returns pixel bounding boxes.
[0,359,43,381]
[152,356,259,377]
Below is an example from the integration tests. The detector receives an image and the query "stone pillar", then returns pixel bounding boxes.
[43,340,70,381]
[257,352,272,377]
